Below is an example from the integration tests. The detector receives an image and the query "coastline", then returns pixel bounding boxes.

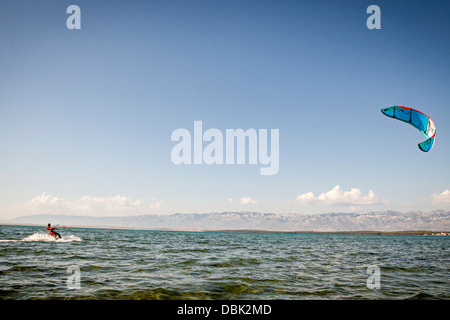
[1,222,448,236]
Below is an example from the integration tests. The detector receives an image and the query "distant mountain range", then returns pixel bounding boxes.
[4,210,450,232]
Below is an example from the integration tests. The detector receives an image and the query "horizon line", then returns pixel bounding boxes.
[1,222,449,235]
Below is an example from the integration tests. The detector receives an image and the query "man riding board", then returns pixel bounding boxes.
[46,223,62,239]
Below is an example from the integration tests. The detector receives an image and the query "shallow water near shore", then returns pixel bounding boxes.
[0,225,448,300]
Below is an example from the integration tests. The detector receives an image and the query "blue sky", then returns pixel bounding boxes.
[0,0,449,219]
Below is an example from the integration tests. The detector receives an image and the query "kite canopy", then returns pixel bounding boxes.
[381,106,436,152]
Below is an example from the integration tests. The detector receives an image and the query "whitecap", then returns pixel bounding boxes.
[18,232,83,242]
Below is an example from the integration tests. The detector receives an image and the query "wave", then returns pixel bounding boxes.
[0,232,82,243]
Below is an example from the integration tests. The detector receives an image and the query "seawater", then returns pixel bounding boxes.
[0,225,448,300]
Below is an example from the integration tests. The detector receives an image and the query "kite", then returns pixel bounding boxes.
[381,106,436,152]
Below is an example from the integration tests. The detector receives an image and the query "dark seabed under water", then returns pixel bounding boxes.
[0,225,448,300]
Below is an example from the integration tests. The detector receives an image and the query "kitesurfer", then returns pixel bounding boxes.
[46,223,61,239]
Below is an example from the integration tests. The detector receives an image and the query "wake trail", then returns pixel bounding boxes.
[0,232,82,243]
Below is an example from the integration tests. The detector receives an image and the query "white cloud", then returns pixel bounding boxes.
[295,192,315,203]
[432,189,450,205]
[295,185,380,206]
[78,195,143,211]
[24,193,146,212]
[240,197,258,204]
[149,198,162,209]
[25,193,66,208]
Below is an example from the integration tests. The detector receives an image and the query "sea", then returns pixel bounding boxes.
[0,225,448,300]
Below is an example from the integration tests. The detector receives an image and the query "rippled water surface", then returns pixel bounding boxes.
[0,225,448,299]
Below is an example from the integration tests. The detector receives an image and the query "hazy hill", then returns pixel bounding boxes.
[5,210,450,232]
